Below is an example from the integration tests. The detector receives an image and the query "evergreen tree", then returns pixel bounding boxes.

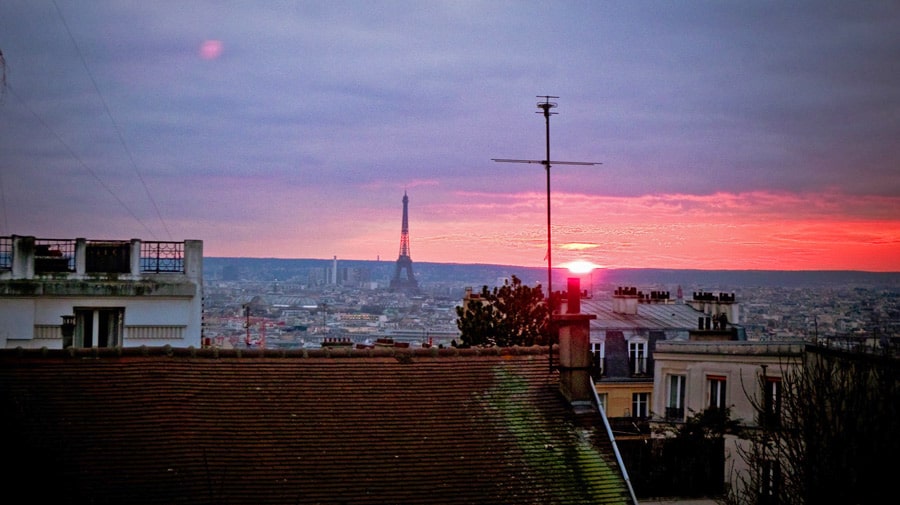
[455,275,548,347]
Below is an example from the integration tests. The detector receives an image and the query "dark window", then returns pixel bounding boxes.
[590,342,605,377]
[760,377,782,429]
[629,341,648,375]
[667,374,686,420]
[74,308,124,348]
[760,458,781,504]
[708,375,727,409]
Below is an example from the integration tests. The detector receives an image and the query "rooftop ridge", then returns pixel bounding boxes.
[0,344,551,361]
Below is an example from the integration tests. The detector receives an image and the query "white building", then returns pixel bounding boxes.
[0,235,203,349]
[651,340,805,498]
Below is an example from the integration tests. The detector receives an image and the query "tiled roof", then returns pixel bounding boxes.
[0,346,634,505]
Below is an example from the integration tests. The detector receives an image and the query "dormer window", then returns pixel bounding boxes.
[628,340,648,376]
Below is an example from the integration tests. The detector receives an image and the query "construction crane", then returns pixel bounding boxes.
[242,303,272,349]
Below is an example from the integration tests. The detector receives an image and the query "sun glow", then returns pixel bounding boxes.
[562,260,602,274]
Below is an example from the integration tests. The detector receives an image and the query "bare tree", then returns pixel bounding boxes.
[725,346,899,505]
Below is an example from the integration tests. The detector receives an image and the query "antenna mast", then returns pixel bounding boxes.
[493,96,602,370]
[493,96,601,307]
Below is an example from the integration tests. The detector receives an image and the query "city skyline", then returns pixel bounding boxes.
[1,2,898,272]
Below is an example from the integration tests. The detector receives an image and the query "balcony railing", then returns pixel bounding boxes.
[1,236,196,278]
[140,241,184,273]
[34,239,76,273]
[0,236,11,270]
[665,406,685,420]
[86,241,131,273]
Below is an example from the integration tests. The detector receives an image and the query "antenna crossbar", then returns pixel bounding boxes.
[492,159,601,166]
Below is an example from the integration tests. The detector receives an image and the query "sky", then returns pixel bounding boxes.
[1,1,898,272]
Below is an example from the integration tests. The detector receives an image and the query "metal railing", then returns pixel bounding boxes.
[86,240,131,273]
[665,406,685,421]
[140,241,184,273]
[34,238,76,273]
[0,236,11,270]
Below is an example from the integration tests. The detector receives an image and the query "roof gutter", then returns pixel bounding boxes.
[591,376,640,505]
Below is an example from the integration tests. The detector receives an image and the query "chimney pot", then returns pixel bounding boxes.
[566,277,580,314]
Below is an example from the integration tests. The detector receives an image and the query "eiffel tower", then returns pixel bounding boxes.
[389,191,419,293]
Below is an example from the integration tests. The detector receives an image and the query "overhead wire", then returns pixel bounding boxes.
[5,85,157,238]
[0,49,7,234]
[51,0,173,240]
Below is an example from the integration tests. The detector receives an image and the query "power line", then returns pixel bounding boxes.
[51,0,172,240]
[0,48,7,234]
[6,85,157,237]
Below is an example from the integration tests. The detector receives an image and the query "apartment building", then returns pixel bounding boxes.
[651,340,804,498]
[0,235,203,349]
[581,287,744,436]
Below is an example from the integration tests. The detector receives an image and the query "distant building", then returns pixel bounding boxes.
[0,235,203,349]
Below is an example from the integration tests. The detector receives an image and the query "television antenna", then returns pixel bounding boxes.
[493,96,602,310]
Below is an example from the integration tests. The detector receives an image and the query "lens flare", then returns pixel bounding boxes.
[199,40,223,60]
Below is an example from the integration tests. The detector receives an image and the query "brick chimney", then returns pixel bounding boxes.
[555,277,597,412]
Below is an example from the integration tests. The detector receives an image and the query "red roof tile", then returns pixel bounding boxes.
[0,346,634,504]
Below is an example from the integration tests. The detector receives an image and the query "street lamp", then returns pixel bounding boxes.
[60,314,76,349]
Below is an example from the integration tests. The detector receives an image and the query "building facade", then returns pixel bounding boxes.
[581,287,744,436]
[0,235,203,349]
[651,340,804,498]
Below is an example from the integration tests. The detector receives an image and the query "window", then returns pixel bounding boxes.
[74,308,124,348]
[632,392,649,418]
[761,376,782,429]
[628,340,648,375]
[596,393,608,415]
[760,458,781,504]
[590,342,605,376]
[666,374,686,420]
[707,375,727,410]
